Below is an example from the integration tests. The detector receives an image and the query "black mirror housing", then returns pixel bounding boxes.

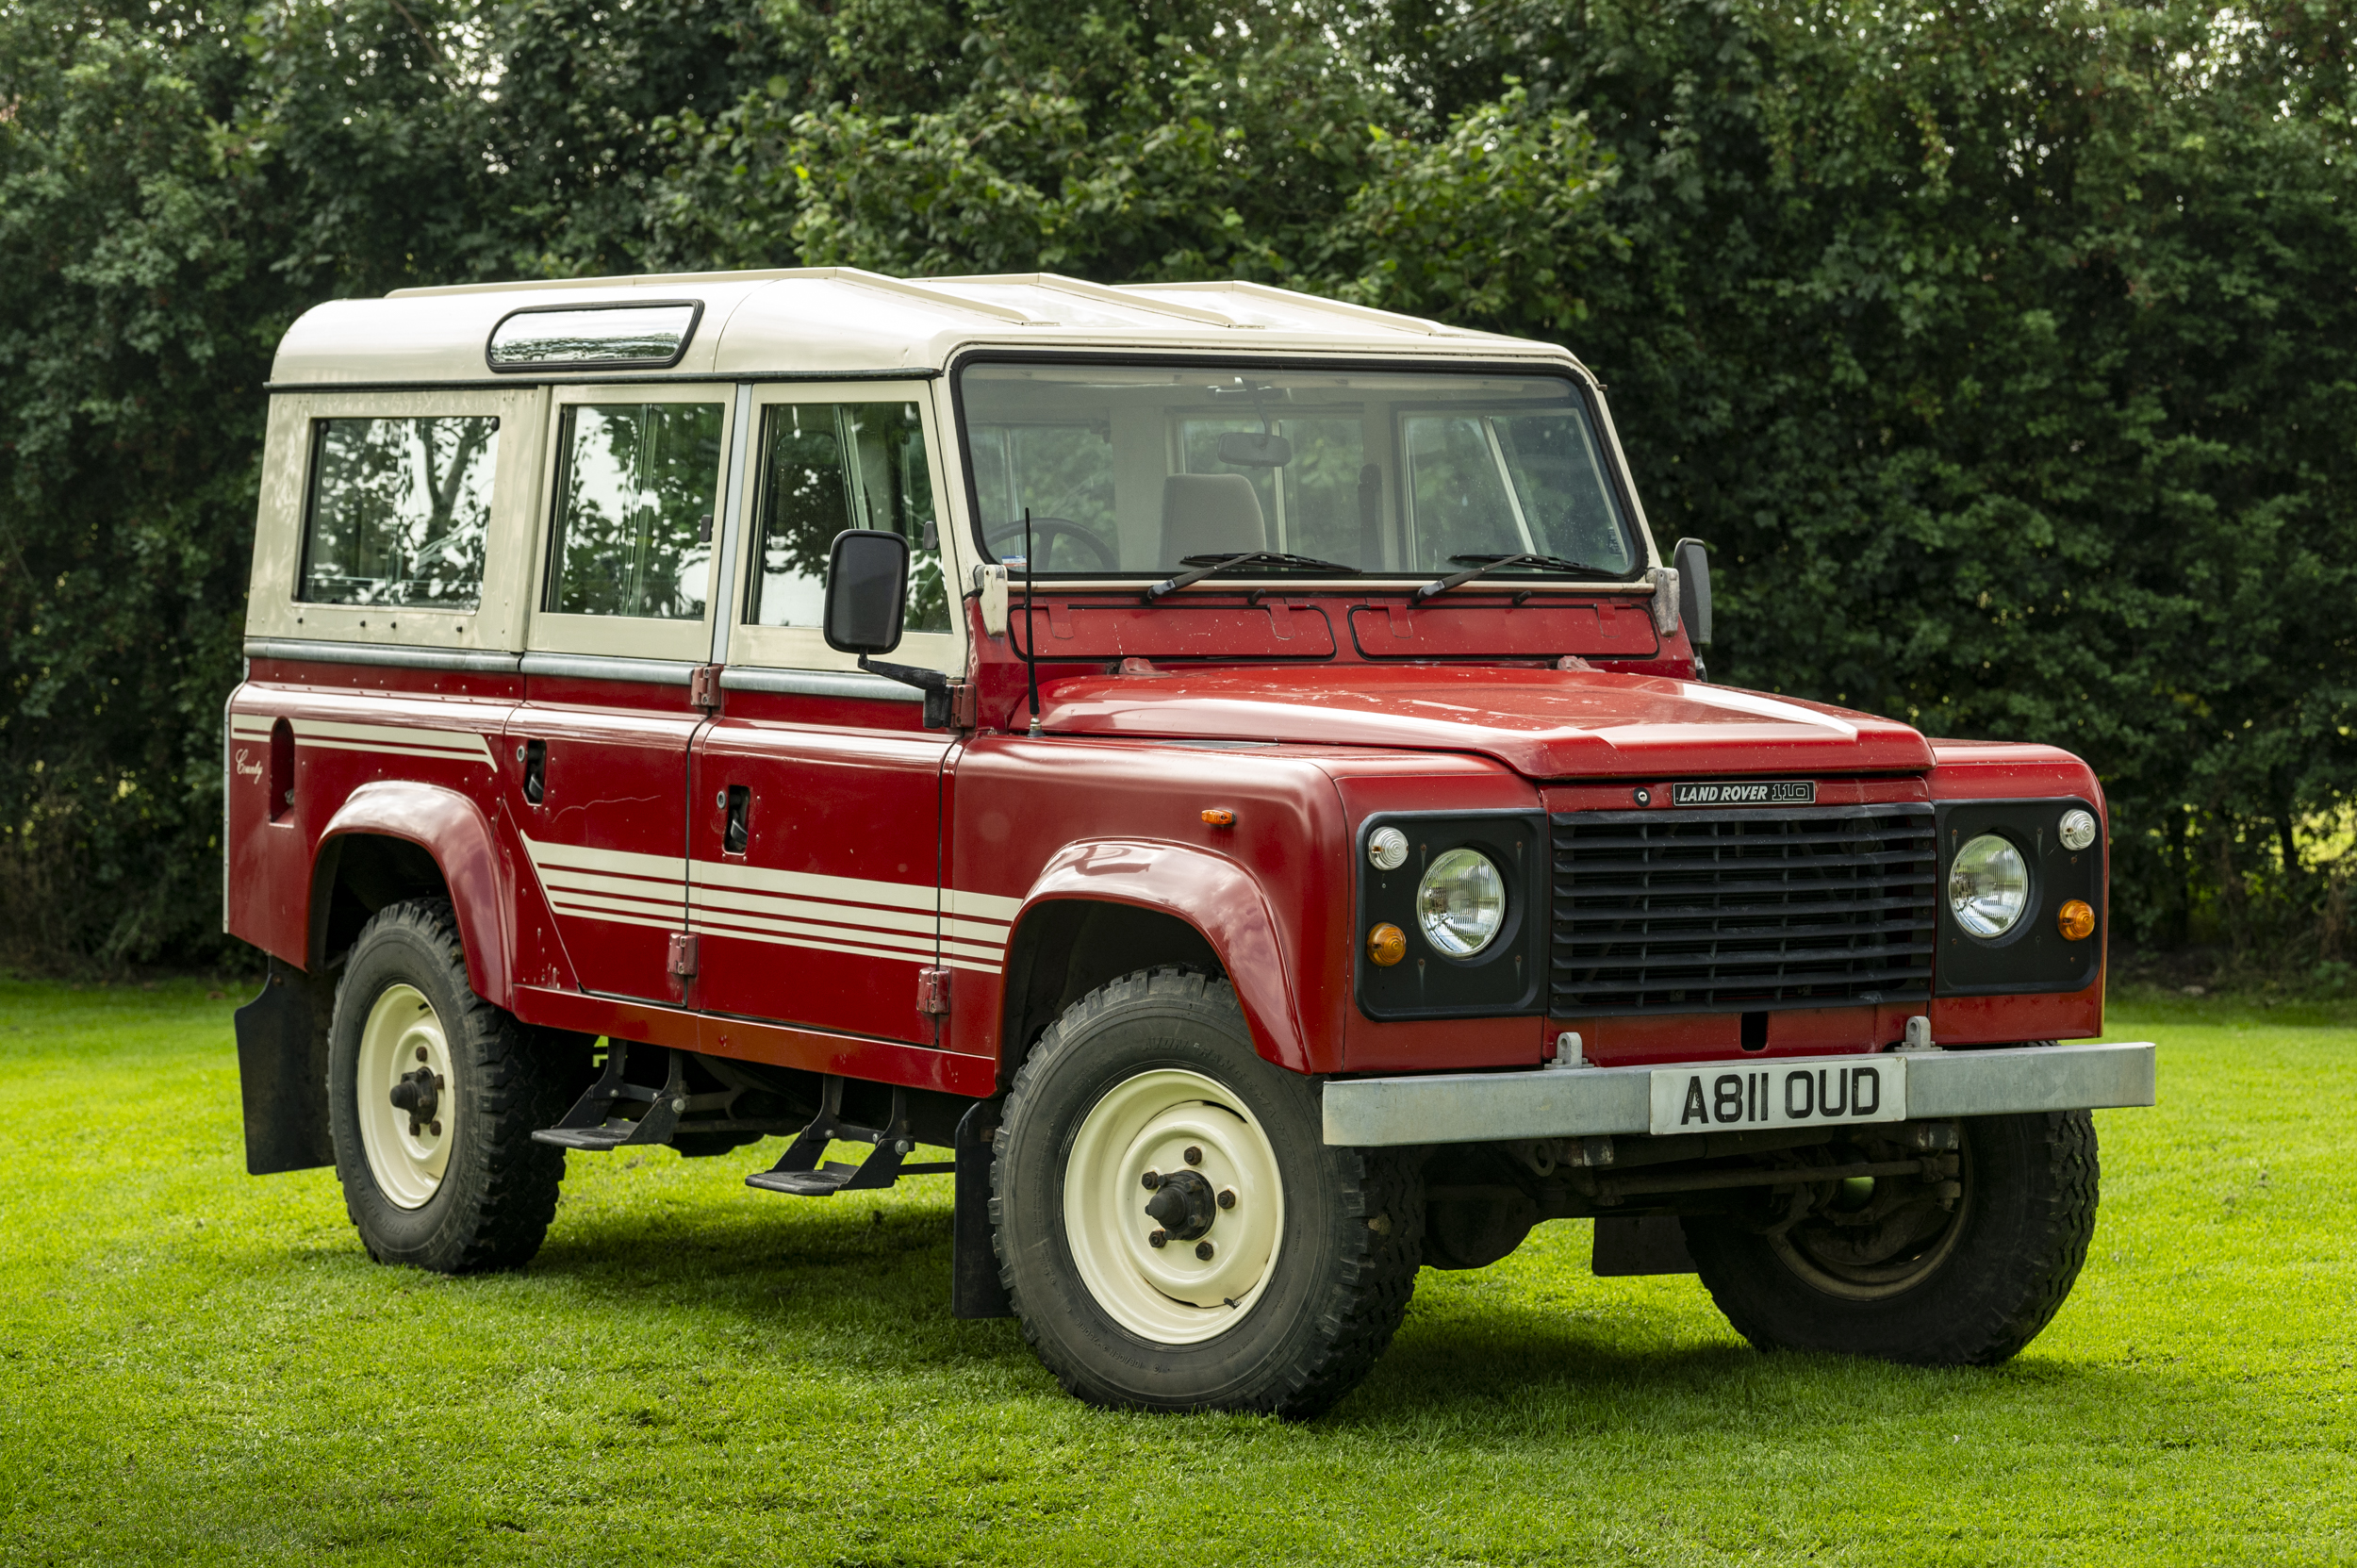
[823,529,911,655]
[1673,536,1712,647]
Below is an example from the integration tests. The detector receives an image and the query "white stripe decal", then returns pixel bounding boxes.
[691,858,938,916]
[289,718,498,767]
[693,884,940,939]
[519,833,1013,971]
[945,887,1024,921]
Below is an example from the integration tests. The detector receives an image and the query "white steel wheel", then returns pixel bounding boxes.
[1063,1067,1284,1345]
[354,982,454,1210]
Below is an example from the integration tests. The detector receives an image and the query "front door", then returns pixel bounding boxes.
[507,383,739,1005]
[689,387,961,1044]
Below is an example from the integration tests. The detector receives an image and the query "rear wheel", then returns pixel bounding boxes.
[1682,1110,2099,1365]
[993,967,1422,1417]
[328,899,576,1273]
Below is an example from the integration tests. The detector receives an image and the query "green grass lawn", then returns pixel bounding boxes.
[1,982,2351,1566]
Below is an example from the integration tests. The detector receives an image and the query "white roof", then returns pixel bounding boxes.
[268,268,1583,386]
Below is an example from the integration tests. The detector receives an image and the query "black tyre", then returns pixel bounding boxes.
[992,966,1422,1417]
[328,898,576,1273]
[1682,1110,2099,1365]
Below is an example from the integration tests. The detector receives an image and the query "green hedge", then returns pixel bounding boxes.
[4,0,2349,971]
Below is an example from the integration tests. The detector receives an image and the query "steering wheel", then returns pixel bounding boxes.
[982,517,1120,573]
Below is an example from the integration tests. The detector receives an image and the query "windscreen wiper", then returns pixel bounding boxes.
[1414,552,1614,602]
[1145,551,1360,603]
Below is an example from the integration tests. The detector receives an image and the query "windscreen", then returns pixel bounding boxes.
[958,362,1640,579]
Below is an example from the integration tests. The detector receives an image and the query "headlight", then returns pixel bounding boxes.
[1417,849,1506,956]
[1949,834,2029,937]
[2059,808,2097,851]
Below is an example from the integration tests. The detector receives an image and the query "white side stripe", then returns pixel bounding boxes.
[519,833,1017,976]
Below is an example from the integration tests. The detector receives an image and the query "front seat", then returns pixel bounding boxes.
[1162,473,1267,561]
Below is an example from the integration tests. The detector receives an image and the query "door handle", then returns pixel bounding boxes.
[520,739,546,804]
[723,784,750,854]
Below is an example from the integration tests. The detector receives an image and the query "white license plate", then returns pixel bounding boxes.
[1648,1056,1908,1136]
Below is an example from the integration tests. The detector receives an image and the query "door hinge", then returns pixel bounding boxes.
[688,664,721,710]
[668,933,700,978]
[916,966,951,1015]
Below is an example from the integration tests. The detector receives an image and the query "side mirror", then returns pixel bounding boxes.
[1673,536,1712,647]
[823,529,910,655]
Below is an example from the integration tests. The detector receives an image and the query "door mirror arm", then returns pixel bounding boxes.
[858,655,956,732]
[825,528,958,730]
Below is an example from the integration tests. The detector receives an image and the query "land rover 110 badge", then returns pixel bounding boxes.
[1670,780,1817,805]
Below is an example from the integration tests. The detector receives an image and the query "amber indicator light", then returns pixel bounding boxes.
[2056,899,2096,941]
[1200,808,1236,827]
[1366,923,1407,966]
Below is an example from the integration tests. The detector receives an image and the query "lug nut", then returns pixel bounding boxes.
[1195,1241,1215,1261]
[1183,1146,1203,1165]
[1217,1189,1237,1210]
[1141,1169,1162,1190]
[1147,1230,1168,1248]
[415,1047,428,1062]
[428,1120,441,1136]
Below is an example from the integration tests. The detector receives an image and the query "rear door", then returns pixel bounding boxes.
[506,383,740,1005]
[688,385,963,1044]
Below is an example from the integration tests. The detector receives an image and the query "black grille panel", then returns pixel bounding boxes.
[1549,805,1937,1016]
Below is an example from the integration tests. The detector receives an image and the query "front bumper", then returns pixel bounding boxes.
[1321,1041,2156,1147]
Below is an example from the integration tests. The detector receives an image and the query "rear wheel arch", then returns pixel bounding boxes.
[307,782,512,1005]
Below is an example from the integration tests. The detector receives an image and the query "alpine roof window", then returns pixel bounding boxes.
[487,302,701,371]
[298,415,498,607]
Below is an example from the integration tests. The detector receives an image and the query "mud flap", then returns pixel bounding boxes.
[952,1098,1013,1318]
[233,955,338,1175]
[1592,1214,1698,1277]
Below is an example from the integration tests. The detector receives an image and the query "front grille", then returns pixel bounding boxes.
[1548,804,1937,1016]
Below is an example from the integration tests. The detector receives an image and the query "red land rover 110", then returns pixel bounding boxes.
[226,270,2155,1415]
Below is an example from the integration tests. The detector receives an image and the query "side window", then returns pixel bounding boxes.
[750,401,948,634]
[545,401,724,619]
[299,416,499,606]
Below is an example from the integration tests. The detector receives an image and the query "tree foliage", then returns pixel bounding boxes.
[1,0,2350,971]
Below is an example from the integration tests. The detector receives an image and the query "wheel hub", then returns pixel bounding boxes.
[1142,1168,1217,1241]
[354,983,454,1211]
[1063,1068,1284,1345]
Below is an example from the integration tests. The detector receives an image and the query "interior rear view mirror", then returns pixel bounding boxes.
[823,529,910,655]
[1673,536,1711,646]
[1215,430,1293,468]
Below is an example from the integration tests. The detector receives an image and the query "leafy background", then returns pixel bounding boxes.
[2,0,2349,980]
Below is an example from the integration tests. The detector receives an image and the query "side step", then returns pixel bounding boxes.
[747,1077,953,1197]
[532,1040,780,1151]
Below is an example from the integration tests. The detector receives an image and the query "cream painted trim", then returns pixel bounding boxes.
[723,381,968,681]
[516,832,1017,976]
[238,714,500,767]
[525,383,738,665]
[246,387,545,653]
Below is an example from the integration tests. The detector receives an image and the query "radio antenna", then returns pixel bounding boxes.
[1023,508,1042,737]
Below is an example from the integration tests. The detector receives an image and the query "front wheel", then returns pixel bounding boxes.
[992,967,1422,1417]
[1682,1110,2099,1365]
